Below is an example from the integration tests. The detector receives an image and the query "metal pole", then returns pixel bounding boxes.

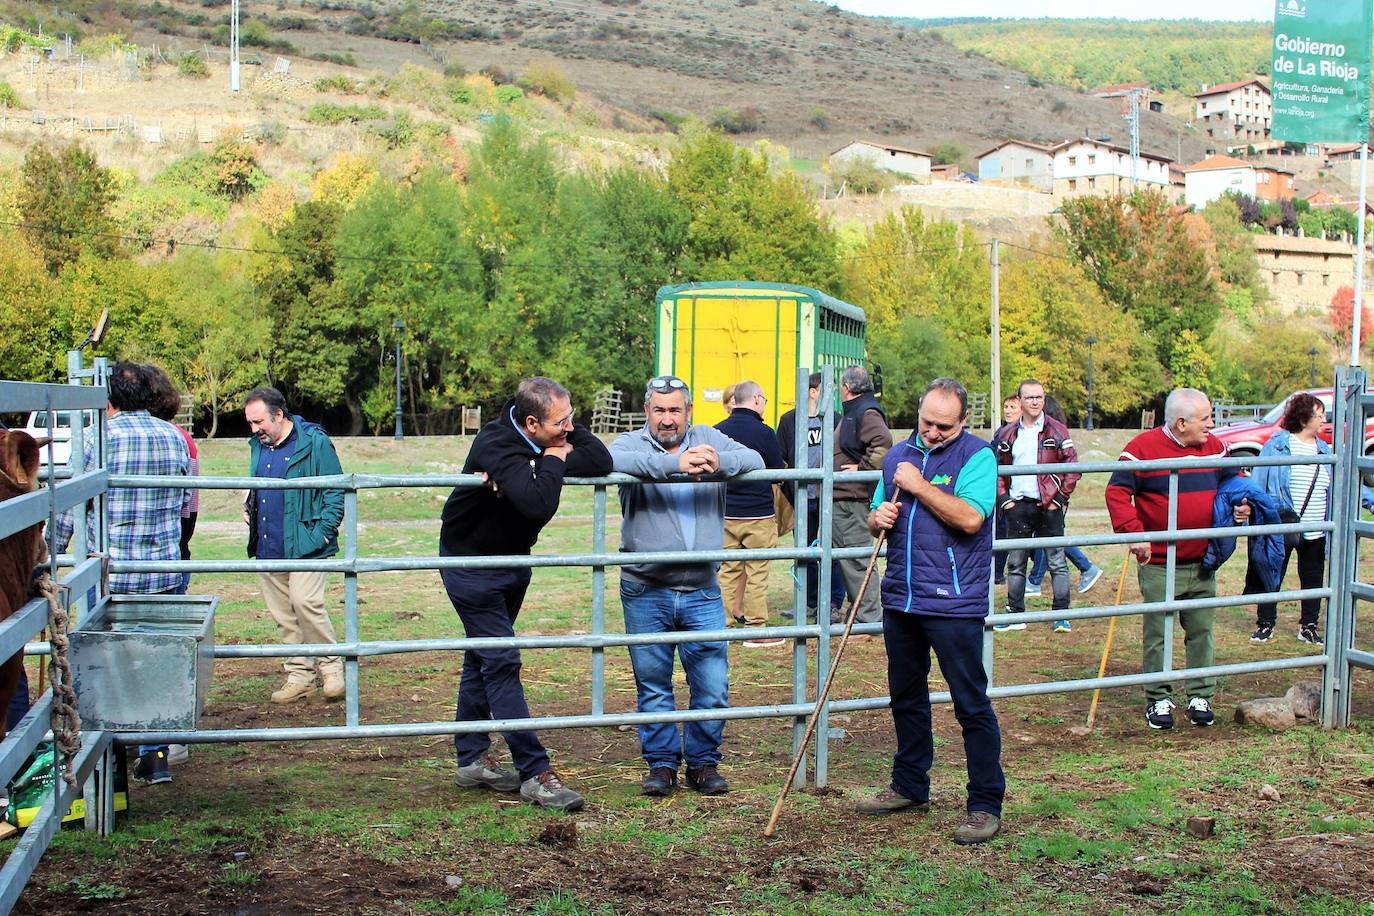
[789,366,810,787]
[1161,471,1178,677]
[343,490,359,727]
[229,0,240,92]
[1323,366,1365,727]
[392,319,405,440]
[1309,346,1319,388]
[990,239,1001,419]
[1353,143,1368,367]
[1085,336,1096,431]
[813,365,836,787]
[590,485,606,716]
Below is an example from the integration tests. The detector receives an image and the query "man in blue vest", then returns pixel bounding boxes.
[856,377,1005,845]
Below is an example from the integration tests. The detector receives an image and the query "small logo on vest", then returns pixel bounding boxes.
[930,474,953,486]
[935,587,950,596]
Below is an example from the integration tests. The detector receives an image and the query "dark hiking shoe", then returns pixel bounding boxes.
[953,811,1001,845]
[133,749,172,786]
[640,766,677,797]
[454,754,520,792]
[1250,624,1274,642]
[519,770,584,813]
[1145,699,1175,730]
[1186,697,1215,727]
[1297,623,1323,644]
[685,765,730,796]
[855,787,930,816]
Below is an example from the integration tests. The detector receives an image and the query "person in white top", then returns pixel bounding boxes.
[1248,392,1331,645]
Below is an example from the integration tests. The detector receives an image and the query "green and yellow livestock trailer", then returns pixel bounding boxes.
[653,282,867,427]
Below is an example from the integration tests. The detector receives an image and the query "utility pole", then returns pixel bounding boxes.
[1126,88,1142,190]
[230,0,240,92]
[990,239,1001,419]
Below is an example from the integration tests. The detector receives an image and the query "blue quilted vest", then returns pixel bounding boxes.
[879,429,994,618]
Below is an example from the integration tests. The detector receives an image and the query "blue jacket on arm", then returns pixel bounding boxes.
[1203,475,1283,592]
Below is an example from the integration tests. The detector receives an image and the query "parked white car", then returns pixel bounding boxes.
[22,410,96,466]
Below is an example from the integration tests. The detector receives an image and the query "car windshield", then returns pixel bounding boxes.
[30,411,72,429]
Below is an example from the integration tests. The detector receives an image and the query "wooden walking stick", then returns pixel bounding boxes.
[1084,557,1133,731]
[764,506,895,838]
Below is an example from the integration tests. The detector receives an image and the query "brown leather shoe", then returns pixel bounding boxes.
[953,810,1001,845]
[856,787,930,816]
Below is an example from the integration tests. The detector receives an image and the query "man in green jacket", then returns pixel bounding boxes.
[244,387,346,704]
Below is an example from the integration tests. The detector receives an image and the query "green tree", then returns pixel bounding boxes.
[998,250,1161,418]
[669,128,842,290]
[1169,328,1213,391]
[0,234,61,381]
[164,251,270,436]
[18,141,119,275]
[1056,190,1221,374]
[256,199,369,431]
[844,207,990,421]
[1197,196,1266,313]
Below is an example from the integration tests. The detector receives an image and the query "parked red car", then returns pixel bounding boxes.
[1213,388,1374,464]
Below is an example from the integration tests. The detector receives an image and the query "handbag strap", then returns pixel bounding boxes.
[1295,464,1319,517]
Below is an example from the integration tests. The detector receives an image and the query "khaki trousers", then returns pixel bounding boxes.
[719,517,777,628]
[258,571,341,682]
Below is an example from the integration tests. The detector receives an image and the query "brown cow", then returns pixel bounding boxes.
[0,430,49,739]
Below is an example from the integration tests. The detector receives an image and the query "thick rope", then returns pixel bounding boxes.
[38,573,80,789]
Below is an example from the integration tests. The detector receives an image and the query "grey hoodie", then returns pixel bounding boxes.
[610,423,763,590]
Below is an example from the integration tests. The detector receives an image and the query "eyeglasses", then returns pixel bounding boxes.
[544,411,575,430]
[648,376,688,393]
[1021,395,1045,401]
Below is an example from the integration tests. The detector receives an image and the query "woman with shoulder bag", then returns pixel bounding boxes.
[1246,393,1329,644]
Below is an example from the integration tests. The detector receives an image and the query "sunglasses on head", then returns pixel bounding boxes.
[648,376,688,392]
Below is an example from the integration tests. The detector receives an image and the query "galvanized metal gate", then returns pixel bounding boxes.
[1,361,1371,912]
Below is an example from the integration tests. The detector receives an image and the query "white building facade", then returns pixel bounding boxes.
[1183,155,1257,208]
[976,140,1054,191]
[1051,139,1172,198]
[1194,80,1272,142]
[829,140,932,181]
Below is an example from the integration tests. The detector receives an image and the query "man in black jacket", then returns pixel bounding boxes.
[439,377,612,812]
[715,380,785,645]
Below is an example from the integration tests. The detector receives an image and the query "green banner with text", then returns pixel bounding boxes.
[1271,0,1371,142]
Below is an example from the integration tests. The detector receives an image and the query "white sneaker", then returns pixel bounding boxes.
[167,744,189,766]
[992,609,1026,632]
[1024,582,1042,598]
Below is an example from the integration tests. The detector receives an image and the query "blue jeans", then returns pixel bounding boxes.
[1028,546,1093,586]
[620,579,729,770]
[883,609,1004,817]
[441,566,551,781]
[804,499,848,613]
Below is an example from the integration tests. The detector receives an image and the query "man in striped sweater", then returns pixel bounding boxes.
[1106,388,1250,730]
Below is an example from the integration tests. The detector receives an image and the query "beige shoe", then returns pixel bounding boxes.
[321,670,345,701]
[271,678,318,704]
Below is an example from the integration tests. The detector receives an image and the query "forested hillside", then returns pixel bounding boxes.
[902,19,1270,92]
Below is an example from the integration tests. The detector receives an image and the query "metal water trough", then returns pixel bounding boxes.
[68,595,218,731]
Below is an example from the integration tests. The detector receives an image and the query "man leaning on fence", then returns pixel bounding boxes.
[57,362,189,786]
[243,387,346,706]
[610,375,763,798]
[439,377,611,813]
[859,377,1004,845]
[1106,387,1249,731]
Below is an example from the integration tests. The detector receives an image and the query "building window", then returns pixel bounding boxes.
[1323,274,1330,286]
[1025,158,1033,168]
[1296,272,1303,286]
[1068,179,1077,191]
[1068,156,1077,166]
[1088,176,1096,188]
[1272,271,1280,282]
[1088,154,1096,166]
[1202,101,1208,110]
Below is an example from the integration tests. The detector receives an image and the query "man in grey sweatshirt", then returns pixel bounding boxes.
[610,375,764,798]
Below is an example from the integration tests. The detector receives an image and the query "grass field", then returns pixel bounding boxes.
[10,430,1374,914]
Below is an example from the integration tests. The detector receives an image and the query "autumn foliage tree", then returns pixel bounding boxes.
[1329,285,1370,350]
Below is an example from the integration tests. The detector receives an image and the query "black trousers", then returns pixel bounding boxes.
[1246,535,1326,628]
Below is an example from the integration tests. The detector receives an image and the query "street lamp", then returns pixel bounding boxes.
[393,319,405,440]
[1085,335,1097,431]
[1308,345,1320,387]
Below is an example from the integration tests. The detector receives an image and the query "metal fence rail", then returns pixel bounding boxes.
[3,361,1372,915]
